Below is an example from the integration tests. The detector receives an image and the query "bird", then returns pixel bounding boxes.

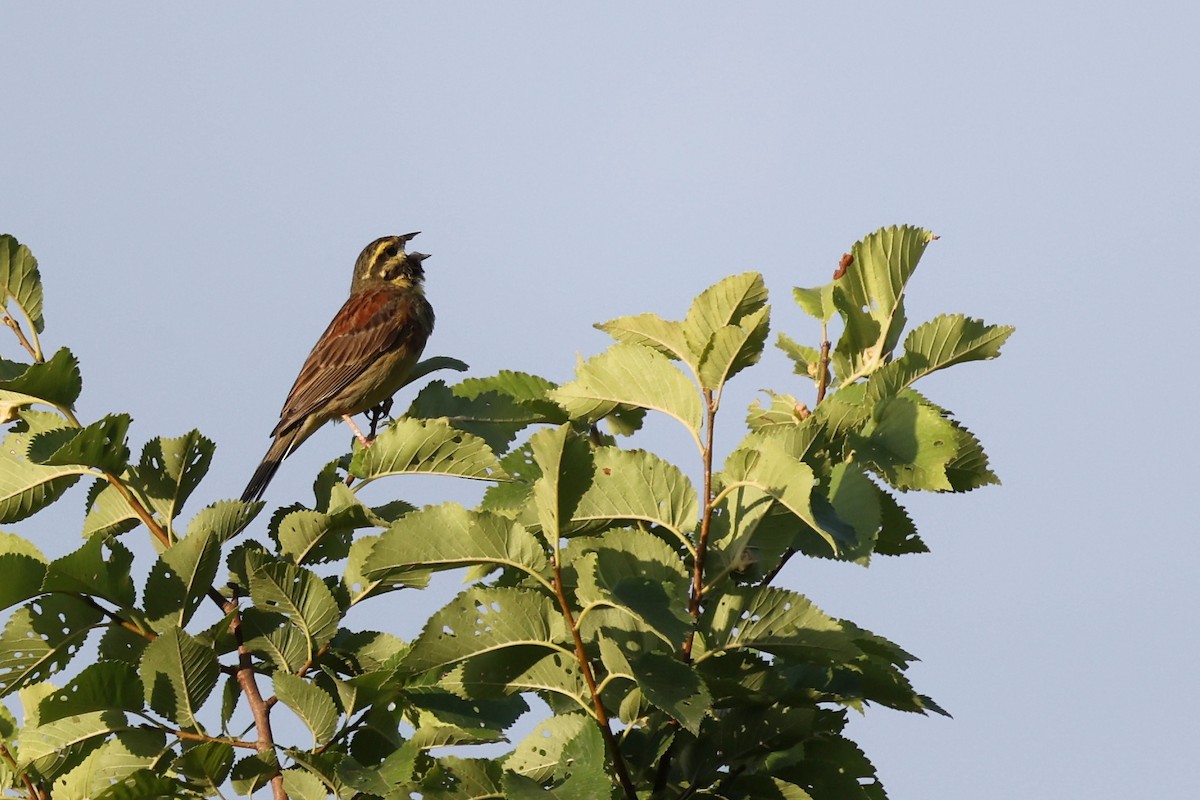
[240,233,435,502]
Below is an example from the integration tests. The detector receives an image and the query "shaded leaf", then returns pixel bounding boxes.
[248,561,341,661]
[140,626,219,729]
[39,660,145,723]
[42,535,136,606]
[273,671,339,746]
[0,234,44,334]
[698,586,860,663]
[0,347,81,413]
[144,527,220,629]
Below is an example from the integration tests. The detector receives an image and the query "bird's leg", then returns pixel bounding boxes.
[343,415,373,449]
[366,397,393,439]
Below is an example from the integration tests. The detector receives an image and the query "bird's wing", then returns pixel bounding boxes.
[273,286,410,435]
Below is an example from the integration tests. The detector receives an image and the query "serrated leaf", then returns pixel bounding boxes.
[698,586,860,663]
[144,527,220,629]
[420,756,503,798]
[173,740,234,791]
[873,487,926,555]
[793,283,836,322]
[721,438,854,556]
[0,413,83,523]
[365,503,548,587]
[248,561,341,661]
[0,234,45,334]
[281,767,329,800]
[682,272,769,354]
[597,312,696,365]
[746,391,811,432]
[132,431,215,535]
[697,304,771,392]
[503,719,609,799]
[42,535,136,606]
[570,447,698,539]
[39,660,145,723]
[30,413,130,474]
[831,225,936,385]
[409,370,567,453]
[82,479,140,539]
[349,416,508,484]
[0,552,47,611]
[857,394,959,492]
[273,671,339,745]
[528,424,592,543]
[0,347,81,412]
[575,529,691,646]
[93,766,189,800]
[827,462,882,563]
[623,649,710,735]
[550,344,703,443]
[140,626,218,729]
[406,587,566,673]
[505,713,591,783]
[185,498,261,543]
[866,313,1015,401]
[446,649,591,712]
[240,608,309,672]
[17,709,128,765]
[51,728,165,800]
[776,333,825,386]
[230,751,279,796]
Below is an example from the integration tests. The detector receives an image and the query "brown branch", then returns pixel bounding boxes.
[2,313,40,361]
[227,591,287,800]
[0,740,43,799]
[101,471,171,548]
[551,560,639,799]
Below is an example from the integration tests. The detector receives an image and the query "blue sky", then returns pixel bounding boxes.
[3,3,1196,797]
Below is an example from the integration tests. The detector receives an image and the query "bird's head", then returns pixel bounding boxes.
[351,232,430,291]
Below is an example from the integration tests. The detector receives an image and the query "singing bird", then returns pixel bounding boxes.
[241,233,435,502]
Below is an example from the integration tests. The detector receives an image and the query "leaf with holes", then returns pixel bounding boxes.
[140,626,219,729]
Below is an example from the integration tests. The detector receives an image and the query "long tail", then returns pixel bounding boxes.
[241,428,303,502]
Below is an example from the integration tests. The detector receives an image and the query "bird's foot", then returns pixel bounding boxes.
[366,398,393,439]
[343,414,373,448]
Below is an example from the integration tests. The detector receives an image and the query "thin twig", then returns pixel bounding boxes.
[227,590,286,800]
[2,313,40,362]
[551,556,639,799]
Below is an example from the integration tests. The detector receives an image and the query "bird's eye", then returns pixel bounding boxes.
[383,245,400,260]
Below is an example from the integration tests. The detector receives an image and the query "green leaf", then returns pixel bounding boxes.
[349,416,508,484]
[248,561,341,661]
[173,741,234,793]
[406,587,567,673]
[82,479,140,539]
[866,314,1015,400]
[419,756,503,799]
[529,424,591,543]
[140,626,219,729]
[597,311,695,364]
[682,272,769,355]
[698,586,860,663]
[613,645,710,734]
[185,498,261,543]
[29,413,130,474]
[445,649,590,712]
[144,526,220,629]
[0,347,81,413]
[505,713,591,783]
[281,767,330,800]
[721,437,854,556]
[575,529,691,646]
[776,333,825,386]
[273,671,339,746]
[230,752,280,796]
[793,282,836,322]
[571,447,699,540]
[831,225,936,385]
[696,304,771,392]
[132,431,215,533]
[38,660,145,723]
[94,767,189,800]
[746,391,811,432]
[550,344,703,443]
[503,719,610,799]
[873,487,927,555]
[240,608,310,673]
[857,394,959,492]
[409,370,567,453]
[50,728,166,800]
[0,411,83,523]
[827,462,882,563]
[0,234,45,334]
[364,503,548,586]
[42,535,136,606]
[17,708,128,764]
[0,551,47,612]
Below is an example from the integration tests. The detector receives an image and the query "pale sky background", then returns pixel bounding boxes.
[3,3,1197,798]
